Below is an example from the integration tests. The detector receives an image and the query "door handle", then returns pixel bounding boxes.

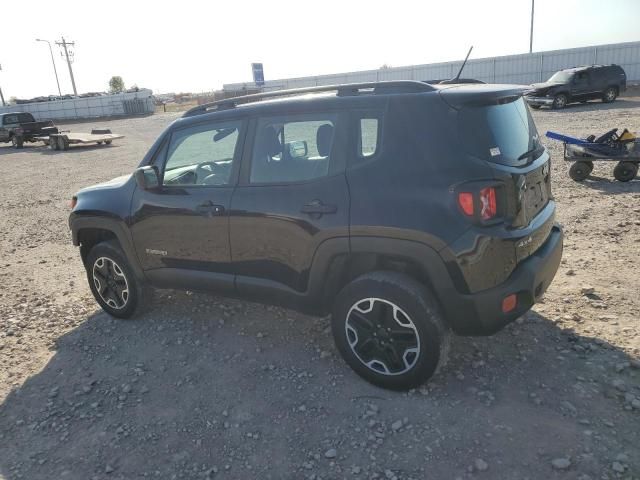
[196,200,225,215]
[300,200,337,215]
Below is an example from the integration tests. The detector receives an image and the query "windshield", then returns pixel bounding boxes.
[459,97,542,166]
[547,71,574,83]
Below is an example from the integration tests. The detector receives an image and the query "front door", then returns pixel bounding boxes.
[0,114,19,142]
[130,118,245,277]
[230,112,350,293]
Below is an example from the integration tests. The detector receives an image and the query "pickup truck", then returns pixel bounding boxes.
[0,112,58,148]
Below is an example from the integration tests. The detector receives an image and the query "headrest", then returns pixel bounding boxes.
[316,123,334,157]
[258,125,282,157]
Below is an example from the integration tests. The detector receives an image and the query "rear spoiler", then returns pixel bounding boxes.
[436,84,528,109]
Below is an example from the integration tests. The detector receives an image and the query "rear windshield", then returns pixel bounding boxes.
[459,97,541,166]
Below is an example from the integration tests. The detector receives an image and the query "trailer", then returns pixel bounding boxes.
[546,129,639,182]
[42,129,124,151]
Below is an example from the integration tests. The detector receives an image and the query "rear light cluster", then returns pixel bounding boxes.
[457,187,498,221]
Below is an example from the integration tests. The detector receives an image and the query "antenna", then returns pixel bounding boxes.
[452,46,473,82]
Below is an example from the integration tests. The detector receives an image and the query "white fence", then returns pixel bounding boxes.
[0,89,155,121]
[223,41,640,91]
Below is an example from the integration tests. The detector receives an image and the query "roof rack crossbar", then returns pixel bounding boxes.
[183,81,434,117]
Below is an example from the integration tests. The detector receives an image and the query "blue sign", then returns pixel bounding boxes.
[252,63,264,87]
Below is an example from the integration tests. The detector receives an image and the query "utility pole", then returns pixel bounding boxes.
[0,63,5,106]
[56,37,78,96]
[36,39,62,97]
[529,0,535,54]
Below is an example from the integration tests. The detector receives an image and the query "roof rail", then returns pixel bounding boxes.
[182,81,434,117]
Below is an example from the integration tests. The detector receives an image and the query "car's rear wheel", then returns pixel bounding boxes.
[86,241,150,319]
[530,105,541,110]
[552,94,568,109]
[613,161,638,182]
[602,87,617,103]
[331,271,450,390]
[569,161,591,181]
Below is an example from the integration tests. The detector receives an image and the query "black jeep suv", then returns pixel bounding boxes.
[69,81,563,390]
[525,64,626,109]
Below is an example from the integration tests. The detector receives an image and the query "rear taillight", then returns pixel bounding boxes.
[70,196,77,209]
[479,187,497,220]
[456,185,501,223]
[457,192,474,216]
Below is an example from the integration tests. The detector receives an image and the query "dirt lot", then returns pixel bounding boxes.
[1,98,639,480]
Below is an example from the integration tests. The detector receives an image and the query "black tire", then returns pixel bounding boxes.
[50,137,59,151]
[602,87,617,103]
[569,162,591,181]
[613,162,638,182]
[12,136,24,149]
[85,241,151,319]
[530,105,541,110]
[331,271,450,390]
[552,93,568,109]
[105,140,112,145]
[57,136,69,151]
[96,141,103,145]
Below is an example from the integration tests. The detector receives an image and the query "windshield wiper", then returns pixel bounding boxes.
[518,144,544,161]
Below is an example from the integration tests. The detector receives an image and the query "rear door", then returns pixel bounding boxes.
[130,118,245,283]
[229,111,350,293]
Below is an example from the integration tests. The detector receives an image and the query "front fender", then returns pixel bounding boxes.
[69,214,146,282]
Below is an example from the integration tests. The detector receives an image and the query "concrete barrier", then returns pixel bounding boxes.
[0,89,155,121]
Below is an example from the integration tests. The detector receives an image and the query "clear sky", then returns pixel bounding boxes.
[1,0,638,99]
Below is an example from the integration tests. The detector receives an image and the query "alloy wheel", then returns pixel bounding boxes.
[92,256,129,309]
[345,298,420,375]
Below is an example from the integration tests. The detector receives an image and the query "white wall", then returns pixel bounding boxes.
[223,41,640,91]
[0,89,155,120]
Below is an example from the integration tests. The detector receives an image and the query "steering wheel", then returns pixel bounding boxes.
[195,161,221,183]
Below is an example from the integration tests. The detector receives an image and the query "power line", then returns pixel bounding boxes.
[56,37,78,96]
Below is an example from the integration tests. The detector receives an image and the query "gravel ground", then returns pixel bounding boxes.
[0,98,639,480]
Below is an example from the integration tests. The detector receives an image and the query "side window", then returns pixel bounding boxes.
[162,120,241,187]
[17,113,33,123]
[574,71,589,85]
[250,114,338,184]
[359,117,380,158]
[4,115,18,125]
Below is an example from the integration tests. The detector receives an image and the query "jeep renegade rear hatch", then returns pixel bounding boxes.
[458,97,543,167]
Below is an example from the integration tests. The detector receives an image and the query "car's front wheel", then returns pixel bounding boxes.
[86,241,150,318]
[331,272,450,390]
[552,93,568,109]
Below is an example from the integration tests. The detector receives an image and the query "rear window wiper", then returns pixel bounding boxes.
[517,144,545,161]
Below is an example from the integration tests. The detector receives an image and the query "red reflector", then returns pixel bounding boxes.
[479,187,497,220]
[457,192,474,216]
[502,294,517,313]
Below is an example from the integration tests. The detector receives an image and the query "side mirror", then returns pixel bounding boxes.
[134,166,160,190]
[287,140,308,159]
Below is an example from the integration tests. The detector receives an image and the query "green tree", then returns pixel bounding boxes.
[109,76,125,93]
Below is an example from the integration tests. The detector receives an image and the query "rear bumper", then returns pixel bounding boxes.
[443,224,563,335]
[525,96,554,106]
